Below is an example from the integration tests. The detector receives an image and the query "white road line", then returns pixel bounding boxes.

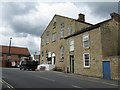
[35,75,55,82]
[72,85,82,88]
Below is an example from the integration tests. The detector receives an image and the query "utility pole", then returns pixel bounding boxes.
[8,37,12,67]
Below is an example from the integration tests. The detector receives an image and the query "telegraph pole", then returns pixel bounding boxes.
[8,37,12,67]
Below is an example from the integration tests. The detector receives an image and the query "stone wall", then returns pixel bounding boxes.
[102,56,119,80]
[65,27,103,77]
[40,15,90,70]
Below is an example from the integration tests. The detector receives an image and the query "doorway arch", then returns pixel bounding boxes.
[52,53,56,65]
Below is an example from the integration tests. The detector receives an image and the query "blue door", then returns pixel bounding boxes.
[103,61,111,79]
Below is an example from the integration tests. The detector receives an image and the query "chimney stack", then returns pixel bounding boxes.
[110,12,120,22]
[77,13,85,22]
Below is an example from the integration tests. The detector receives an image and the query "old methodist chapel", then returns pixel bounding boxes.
[40,13,120,80]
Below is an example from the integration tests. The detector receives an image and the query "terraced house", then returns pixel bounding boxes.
[40,13,120,80]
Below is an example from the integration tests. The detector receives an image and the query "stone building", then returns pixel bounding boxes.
[40,13,120,80]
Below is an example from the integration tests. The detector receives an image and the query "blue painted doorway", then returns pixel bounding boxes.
[103,61,111,79]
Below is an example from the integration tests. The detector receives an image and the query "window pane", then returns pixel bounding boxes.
[70,40,74,51]
[85,60,89,66]
[84,41,89,48]
[68,25,72,35]
[42,51,44,60]
[46,32,49,43]
[85,54,89,59]
[60,23,64,38]
[84,54,90,67]
[60,46,64,59]
[60,30,64,38]
[83,35,89,41]
[52,33,56,41]
[42,39,44,46]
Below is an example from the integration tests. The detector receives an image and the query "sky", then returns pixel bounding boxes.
[0,1,119,54]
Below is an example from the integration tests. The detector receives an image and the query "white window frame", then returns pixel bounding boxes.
[83,34,89,48]
[52,33,56,42]
[60,46,64,60]
[69,39,74,51]
[68,25,72,35]
[83,53,90,68]
[41,39,44,46]
[46,32,49,44]
[60,23,64,38]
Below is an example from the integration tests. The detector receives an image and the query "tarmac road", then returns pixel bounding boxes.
[1,68,119,89]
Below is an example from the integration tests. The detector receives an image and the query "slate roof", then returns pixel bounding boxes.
[64,12,120,39]
[64,19,112,39]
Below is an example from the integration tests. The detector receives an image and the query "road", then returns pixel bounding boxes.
[1,68,119,89]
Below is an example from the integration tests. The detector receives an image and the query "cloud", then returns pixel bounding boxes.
[85,2,118,17]
[1,2,94,37]
[0,28,41,54]
[2,2,118,37]
[2,2,37,20]
[1,2,119,54]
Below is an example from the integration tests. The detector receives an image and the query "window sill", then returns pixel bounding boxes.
[84,66,90,69]
[60,37,64,40]
[59,60,64,62]
[69,50,74,53]
[52,40,56,43]
[84,47,90,50]
[46,43,49,45]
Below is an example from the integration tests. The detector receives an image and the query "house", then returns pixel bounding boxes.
[0,45,31,67]
[40,13,120,80]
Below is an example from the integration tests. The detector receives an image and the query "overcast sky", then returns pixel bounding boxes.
[0,1,119,54]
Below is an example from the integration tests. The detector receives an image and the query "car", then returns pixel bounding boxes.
[20,60,39,71]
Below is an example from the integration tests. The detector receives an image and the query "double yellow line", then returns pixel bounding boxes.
[0,78,15,90]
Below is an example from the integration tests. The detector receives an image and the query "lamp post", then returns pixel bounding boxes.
[8,37,12,67]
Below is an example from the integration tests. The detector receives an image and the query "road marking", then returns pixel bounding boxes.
[72,85,82,88]
[35,75,55,82]
[1,78,15,90]
[55,73,119,87]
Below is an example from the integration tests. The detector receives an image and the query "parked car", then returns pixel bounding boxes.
[20,60,39,71]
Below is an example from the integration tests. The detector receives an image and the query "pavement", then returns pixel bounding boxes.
[52,71,119,86]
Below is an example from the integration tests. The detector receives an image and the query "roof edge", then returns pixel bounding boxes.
[64,19,112,39]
